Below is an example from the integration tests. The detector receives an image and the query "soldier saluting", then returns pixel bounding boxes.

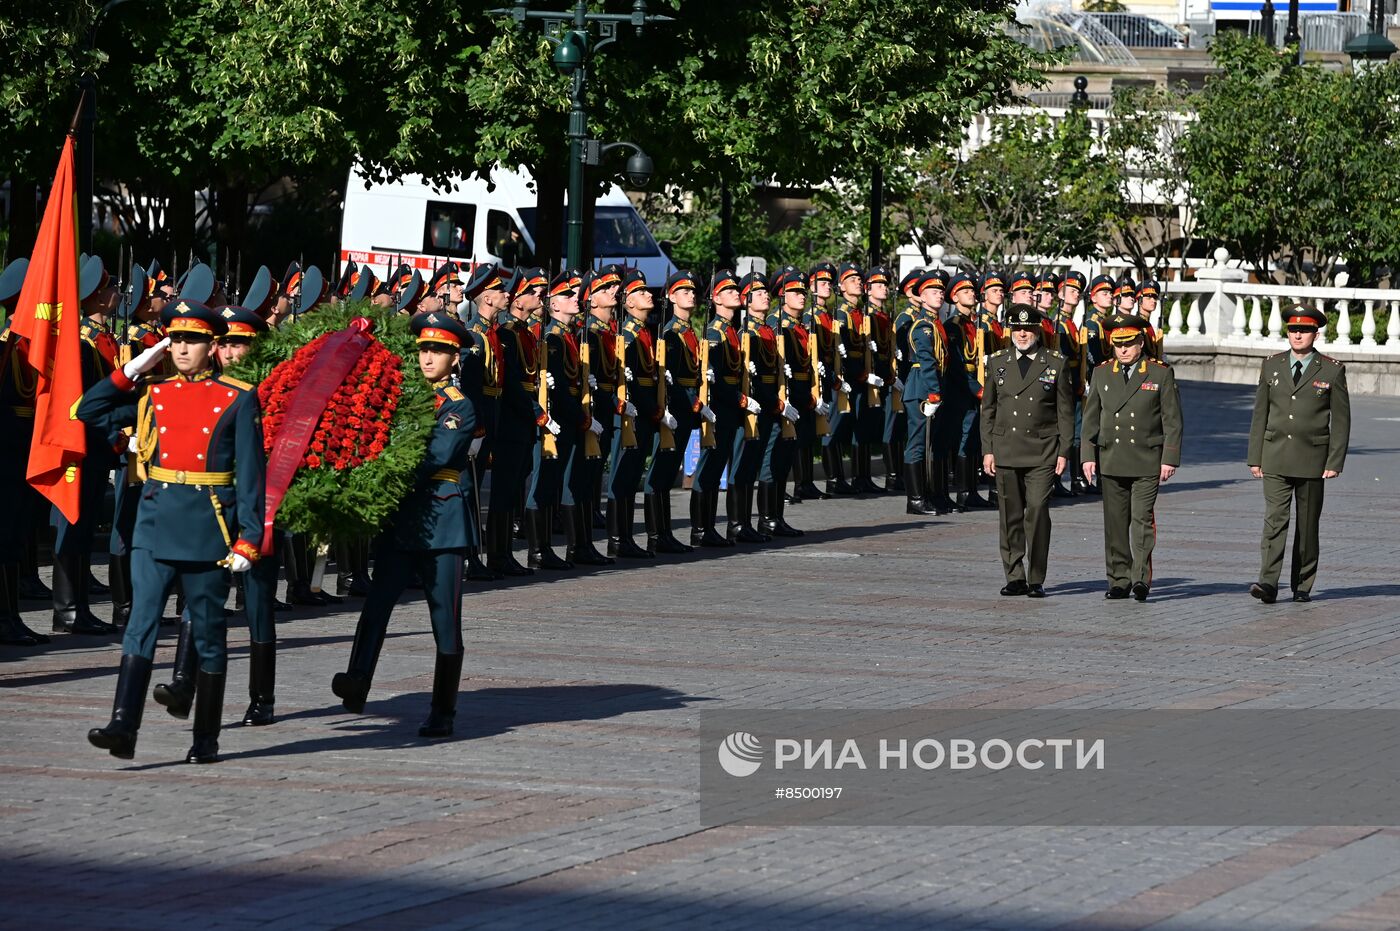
[1246,305,1350,604]
[1081,315,1183,602]
[980,304,1074,598]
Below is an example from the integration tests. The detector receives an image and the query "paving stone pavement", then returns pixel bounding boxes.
[3,380,1399,930]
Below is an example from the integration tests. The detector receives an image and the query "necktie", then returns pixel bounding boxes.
[1124,365,1132,385]
[1017,353,1031,378]
[1293,361,1303,386]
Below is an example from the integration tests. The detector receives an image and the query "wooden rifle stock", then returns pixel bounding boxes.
[862,313,879,408]
[580,338,601,459]
[538,338,557,459]
[616,330,636,449]
[740,329,757,440]
[776,324,795,440]
[832,316,850,414]
[809,328,829,434]
[698,335,715,448]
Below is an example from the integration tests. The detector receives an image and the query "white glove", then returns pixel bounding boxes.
[662,410,678,430]
[747,360,757,375]
[839,379,851,394]
[783,363,793,379]
[895,349,904,362]
[816,399,831,417]
[743,396,761,414]
[544,417,562,436]
[588,417,604,437]
[622,400,637,417]
[837,343,848,358]
[705,368,715,384]
[122,336,171,381]
[226,552,252,574]
[468,435,484,458]
[665,369,673,385]
[624,366,634,382]
[817,361,827,378]
[782,402,799,422]
[588,373,598,391]
[545,371,556,389]
[867,373,885,388]
[700,404,717,424]
[921,401,940,417]
[894,377,904,393]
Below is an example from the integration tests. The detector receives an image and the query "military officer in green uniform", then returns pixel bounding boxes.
[332,312,476,738]
[1081,315,1183,602]
[1246,305,1350,604]
[980,304,1074,598]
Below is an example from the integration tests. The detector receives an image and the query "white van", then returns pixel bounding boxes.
[339,165,676,283]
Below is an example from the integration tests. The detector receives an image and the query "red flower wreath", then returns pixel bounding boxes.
[258,332,406,471]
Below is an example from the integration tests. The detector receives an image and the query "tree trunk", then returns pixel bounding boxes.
[170,179,196,279]
[6,178,38,262]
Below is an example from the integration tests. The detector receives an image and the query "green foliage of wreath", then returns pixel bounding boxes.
[226,301,436,542]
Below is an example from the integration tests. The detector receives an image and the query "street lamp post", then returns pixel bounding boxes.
[1284,0,1302,65]
[76,0,136,253]
[497,1,672,272]
[1344,0,1397,72]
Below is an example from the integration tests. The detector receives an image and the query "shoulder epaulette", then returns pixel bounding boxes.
[444,386,465,402]
[217,374,254,391]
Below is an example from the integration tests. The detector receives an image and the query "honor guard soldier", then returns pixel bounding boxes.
[332,313,475,738]
[81,301,266,762]
[1058,270,1086,328]
[606,269,661,558]
[644,271,703,554]
[915,270,958,513]
[690,270,752,546]
[728,270,791,543]
[54,256,123,635]
[825,263,884,494]
[888,270,924,498]
[980,304,1075,598]
[1033,272,1058,318]
[1077,274,1116,496]
[977,271,1007,346]
[761,267,817,535]
[0,258,53,646]
[1008,271,1036,310]
[805,261,837,329]
[459,263,510,581]
[807,267,848,497]
[485,268,549,577]
[946,273,992,510]
[525,270,589,569]
[1081,315,1183,601]
[1136,280,1166,361]
[902,270,949,515]
[566,267,621,564]
[1114,277,1137,314]
[864,266,899,491]
[1246,305,1350,604]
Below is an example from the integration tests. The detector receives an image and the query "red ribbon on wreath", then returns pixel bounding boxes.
[258,317,375,554]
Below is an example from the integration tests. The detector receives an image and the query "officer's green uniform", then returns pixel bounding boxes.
[980,307,1074,592]
[1081,317,1183,597]
[1246,316,1350,600]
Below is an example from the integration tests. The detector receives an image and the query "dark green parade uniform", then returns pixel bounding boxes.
[1081,317,1183,599]
[826,274,880,493]
[902,302,948,515]
[690,272,746,546]
[729,295,781,544]
[980,307,1075,595]
[886,282,920,492]
[1246,313,1350,602]
[607,279,660,559]
[562,310,617,565]
[526,271,586,569]
[810,299,849,495]
[944,273,990,509]
[459,315,500,579]
[80,302,266,763]
[487,312,544,576]
[865,299,897,490]
[645,271,703,553]
[333,315,475,738]
[763,267,815,535]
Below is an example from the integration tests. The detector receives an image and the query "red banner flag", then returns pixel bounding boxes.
[8,136,86,523]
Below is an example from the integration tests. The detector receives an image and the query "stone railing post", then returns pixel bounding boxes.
[1333,272,1353,347]
[1192,247,1248,341]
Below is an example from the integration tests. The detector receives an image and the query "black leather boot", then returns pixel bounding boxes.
[243,640,276,726]
[757,482,777,535]
[694,489,730,548]
[959,456,992,509]
[286,536,327,606]
[766,482,803,537]
[735,485,768,543]
[905,462,937,515]
[488,508,533,576]
[52,551,116,634]
[822,444,855,496]
[88,654,152,760]
[725,487,741,543]
[856,444,884,494]
[689,490,705,548]
[564,504,613,566]
[336,538,373,597]
[87,564,110,595]
[611,496,651,559]
[527,507,572,570]
[185,669,226,764]
[465,546,500,582]
[883,443,906,492]
[643,494,661,554]
[928,454,957,514]
[797,446,829,500]
[153,617,198,718]
[418,651,464,739]
[655,493,692,554]
[19,539,51,600]
[0,562,49,646]
[108,554,131,630]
